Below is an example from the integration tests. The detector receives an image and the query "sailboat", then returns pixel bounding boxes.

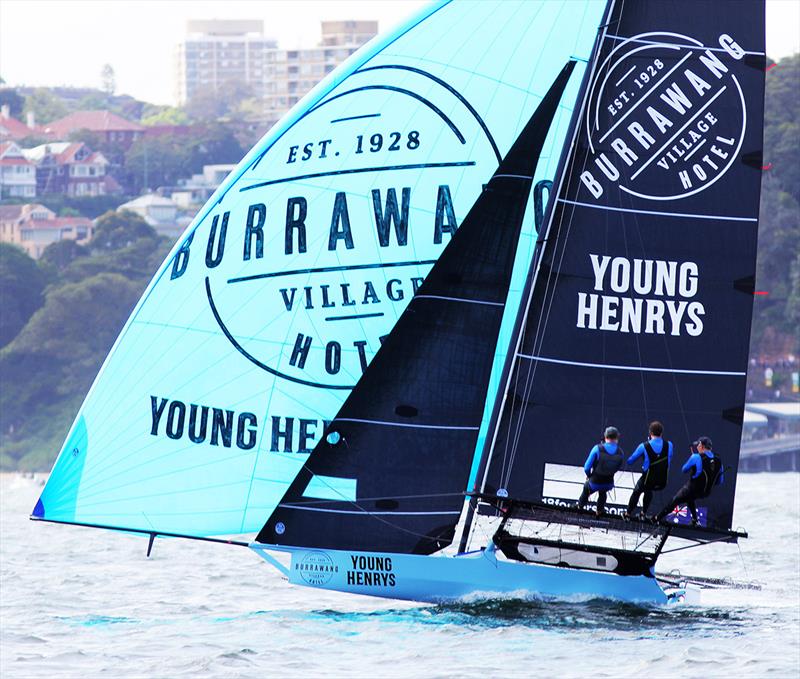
[32,0,766,605]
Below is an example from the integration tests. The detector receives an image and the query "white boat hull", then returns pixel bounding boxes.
[250,543,668,604]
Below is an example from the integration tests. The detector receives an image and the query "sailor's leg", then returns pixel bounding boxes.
[686,495,698,523]
[626,477,643,514]
[655,483,691,521]
[596,490,607,514]
[577,481,592,509]
[641,488,654,514]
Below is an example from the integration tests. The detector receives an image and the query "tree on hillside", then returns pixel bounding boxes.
[101,64,116,97]
[764,54,799,204]
[23,88,69,124]
[124,136,189,193]
[0,273,142,470]
[39,239,87,275]
[90,210,157,251]
[0,244,47,347]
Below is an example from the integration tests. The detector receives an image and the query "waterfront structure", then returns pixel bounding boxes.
[169,163,236,208]
[0,203,92,259]
[0,141,37,198]
[23,142,113,197]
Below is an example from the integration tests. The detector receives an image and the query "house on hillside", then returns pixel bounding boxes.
[23,142,119,197]
[42,110,144,149]
[0,141,37,198]
[118,193,190,239]
[0,105,40,141]
[0,203,93,259]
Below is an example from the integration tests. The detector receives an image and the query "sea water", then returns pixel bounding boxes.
[1,472,798,678]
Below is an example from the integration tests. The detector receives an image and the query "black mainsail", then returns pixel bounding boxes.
[476,0,766,534]
[256,63,576,555]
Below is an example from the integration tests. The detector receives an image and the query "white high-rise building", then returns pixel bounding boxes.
[175,20,277,105]
[175,19,378,123]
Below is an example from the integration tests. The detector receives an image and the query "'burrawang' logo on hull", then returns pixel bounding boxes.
[296,551,338,586]
[170,66,499,390]
[581,31,748,201]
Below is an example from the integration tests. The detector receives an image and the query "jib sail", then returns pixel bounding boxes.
[258,64,577,554]
[477,0,766,532]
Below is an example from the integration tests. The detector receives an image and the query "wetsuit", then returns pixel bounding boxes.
[655,451,724,523]
[578,442,624,514]
[626,437,673,515]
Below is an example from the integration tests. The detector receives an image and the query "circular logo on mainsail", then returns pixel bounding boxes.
[583,31,748,202]
[196,66,499,389]
[297,551,337,586]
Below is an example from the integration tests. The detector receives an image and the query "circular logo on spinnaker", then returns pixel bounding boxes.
[583,31,747,202]
[198,65,499,390]
[297,551,337,586]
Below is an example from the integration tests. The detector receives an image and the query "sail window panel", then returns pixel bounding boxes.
[302,475,357,502]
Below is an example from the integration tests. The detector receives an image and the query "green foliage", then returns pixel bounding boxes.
[90,210,157,251]
[0,273,143,470]
[140,105,189,127]
[0,244,47,347]
[32,193,132,219]
[23,88,69,124]
[764,55,799,205]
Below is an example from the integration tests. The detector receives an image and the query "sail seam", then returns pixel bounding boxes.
[517,354,746,376]
[556,199,758,222]
[335,417,479,431]
[413,295,504,307]
[604,34,766,56]
[492,174,534,180]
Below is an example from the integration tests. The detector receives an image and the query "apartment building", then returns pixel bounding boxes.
[175,20,277,105]
[175,19,377,123]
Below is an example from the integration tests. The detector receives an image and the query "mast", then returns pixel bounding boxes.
[459,0,617,552]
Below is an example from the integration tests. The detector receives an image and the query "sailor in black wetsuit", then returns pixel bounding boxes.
[654,436,724,526]
[624,421,673,519]
[577,426,624,516]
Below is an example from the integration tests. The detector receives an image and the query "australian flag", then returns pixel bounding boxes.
[666,505,708,527]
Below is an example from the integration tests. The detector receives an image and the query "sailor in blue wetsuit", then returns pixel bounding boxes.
[654,436,724,525]
[577,426,625,516]
[624,421,673,519]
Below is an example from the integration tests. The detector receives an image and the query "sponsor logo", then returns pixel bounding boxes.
[576,253,705,337]
[170,66,499,390]
[346,554,396,588]
[296,551,338,586]
[581,31,748,201]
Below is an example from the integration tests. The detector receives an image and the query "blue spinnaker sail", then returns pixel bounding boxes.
[36,0,605,536]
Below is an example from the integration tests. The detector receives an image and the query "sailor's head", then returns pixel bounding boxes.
[694,436,713,452]
[649,421,664,438]
[604,426,619,442]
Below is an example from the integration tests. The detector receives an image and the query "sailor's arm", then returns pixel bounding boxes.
[584,447,599,476]
[626,443,645,467]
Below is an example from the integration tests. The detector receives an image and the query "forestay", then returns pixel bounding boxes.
[34,0,605,536]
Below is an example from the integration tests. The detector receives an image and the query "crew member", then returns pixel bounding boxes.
[624,421,673,519]
[654,436,723,526]
[577,426,625,516]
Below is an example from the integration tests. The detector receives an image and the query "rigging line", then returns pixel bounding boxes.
[486,2,617,492]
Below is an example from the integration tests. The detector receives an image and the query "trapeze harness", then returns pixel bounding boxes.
[641,440,670,491]
[690,453,723,499]
[589,443,624,487]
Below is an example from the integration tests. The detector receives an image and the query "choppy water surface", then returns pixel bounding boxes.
[2,473,798,678]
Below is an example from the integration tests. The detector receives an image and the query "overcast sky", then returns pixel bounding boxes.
[1,0,798,106]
